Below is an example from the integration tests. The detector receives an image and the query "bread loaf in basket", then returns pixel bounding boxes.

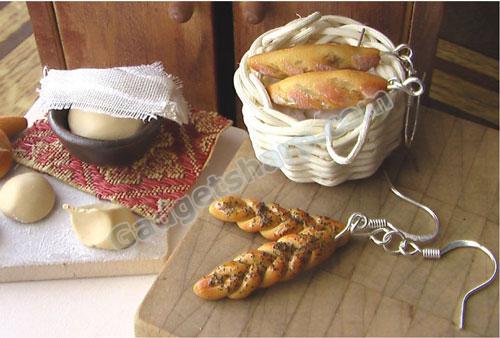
[234,12,423,186]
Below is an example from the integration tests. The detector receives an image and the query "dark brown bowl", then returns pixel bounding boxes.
[48,109,161,167]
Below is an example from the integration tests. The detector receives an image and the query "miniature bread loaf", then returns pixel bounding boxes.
[193,213,347,300]
[210,195,322,241]
[248,44,380,79]
[0,129,12,179]
[0,116,28,138]
[267,69,387,110]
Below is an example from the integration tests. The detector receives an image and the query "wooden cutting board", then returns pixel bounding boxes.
[135,108,499,337]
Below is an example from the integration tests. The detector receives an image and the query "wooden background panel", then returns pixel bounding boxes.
[52,1,217,111]
[26,2,66,69]
[233,2,412,61]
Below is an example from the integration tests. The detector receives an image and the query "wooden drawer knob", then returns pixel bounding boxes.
[240,2,266,25]
[168,2,194,23]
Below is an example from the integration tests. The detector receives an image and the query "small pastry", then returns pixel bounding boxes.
[0,116,28,138]
[63,203,137,250]
[0,129,12,179]
[248,44,380,78]
[208,196,256,223]
[209,196,316,241]
[267,70,387,110]
[0,173,55,223]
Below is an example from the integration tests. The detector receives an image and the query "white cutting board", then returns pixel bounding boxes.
[0,103,246,282]
[0,164,169,282]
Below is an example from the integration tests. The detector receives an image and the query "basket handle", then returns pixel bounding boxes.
[324,103,374,165]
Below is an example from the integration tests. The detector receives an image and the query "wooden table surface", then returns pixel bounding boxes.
[135,107,499,337]
[0,2,41,118]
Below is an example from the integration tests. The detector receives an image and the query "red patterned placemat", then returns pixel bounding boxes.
[12,111,231,223]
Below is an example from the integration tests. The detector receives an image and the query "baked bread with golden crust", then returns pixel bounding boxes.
[193,214,348,300]
[267,69,387,110]
[209,196,318,241]
[248,44,380,79]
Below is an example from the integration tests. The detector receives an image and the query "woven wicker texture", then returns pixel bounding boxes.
[234,12,414,186]
[12,111,231,223]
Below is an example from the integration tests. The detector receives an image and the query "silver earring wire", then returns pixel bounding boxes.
[339,171,498,329]
[434,240,498,329]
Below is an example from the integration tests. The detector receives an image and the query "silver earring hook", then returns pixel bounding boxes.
[393,44,413,59]
[382,170,439,243]
[342,216,498,329]
[402,71,425,148]
[387,77,424,97]
[340,173,497,330]
[338,170,440,246]
[426,240,498,330]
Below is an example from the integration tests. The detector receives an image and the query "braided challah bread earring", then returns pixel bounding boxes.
[208,195,327,241]
[193,213,349,300]
[195,191,497,331]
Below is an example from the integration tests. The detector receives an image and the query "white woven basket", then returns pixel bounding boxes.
[234,12,423,186]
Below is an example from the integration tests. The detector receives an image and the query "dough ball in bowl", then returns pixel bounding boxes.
[0,172,56,223]
[68,109,144,141]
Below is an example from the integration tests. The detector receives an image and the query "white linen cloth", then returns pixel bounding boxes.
[38,62,189,124]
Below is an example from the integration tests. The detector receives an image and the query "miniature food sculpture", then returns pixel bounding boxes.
[0,116,28,138]
[68,109,144,141]
[248,44,380,79]
[0,129,12,179]
[63,203,137,250]
[267,69,387,110]
[0,173,55,223]
[194,196,348,300]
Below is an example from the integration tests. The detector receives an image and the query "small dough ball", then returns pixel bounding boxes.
[68,109,144,141]
[0,172,56,223]
[63,203,137,250]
